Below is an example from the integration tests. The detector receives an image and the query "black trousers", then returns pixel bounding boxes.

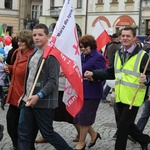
[6,104,20,149]
[115,102,150,150]
[7,104,36,150]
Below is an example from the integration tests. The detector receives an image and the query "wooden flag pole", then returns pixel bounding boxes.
[29,59,45,97]
[129,56,150,109]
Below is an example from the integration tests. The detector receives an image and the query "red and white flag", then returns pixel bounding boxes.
[43,0,83,117]
[92,20,111,51]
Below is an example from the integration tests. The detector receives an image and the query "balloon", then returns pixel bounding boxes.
[4,36,12,45]
[0,25,2,36]
[106,80,115,88]
[0,37,2,42]
[5,36,12,41]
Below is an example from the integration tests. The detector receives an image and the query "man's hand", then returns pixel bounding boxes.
[84,71,94,81]
[25,95,39,107]
[139,73,147,83]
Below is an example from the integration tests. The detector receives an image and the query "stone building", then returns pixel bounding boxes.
[0,0,150,36]
[40,0,150,36]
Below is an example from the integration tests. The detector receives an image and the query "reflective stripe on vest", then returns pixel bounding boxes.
[114,50,147,106]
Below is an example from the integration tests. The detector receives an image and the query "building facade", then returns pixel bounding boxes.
[0,0,150,36]
[40,0,150,36]
[0,0,42,36]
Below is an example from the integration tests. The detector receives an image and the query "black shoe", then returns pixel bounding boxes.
[0,124,4,141]
[88,133,101,148]
[141,143,148,150]
[113,133,117,139]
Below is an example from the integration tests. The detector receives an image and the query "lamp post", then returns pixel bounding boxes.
[138,0,142,35]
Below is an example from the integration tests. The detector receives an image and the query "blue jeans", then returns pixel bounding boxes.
[18,105,73,150]
[136,100,150,132]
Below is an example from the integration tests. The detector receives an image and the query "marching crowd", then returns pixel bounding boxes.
[0,24,150,150]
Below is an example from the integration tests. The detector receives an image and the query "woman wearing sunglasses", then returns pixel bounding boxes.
[74,34,106,150]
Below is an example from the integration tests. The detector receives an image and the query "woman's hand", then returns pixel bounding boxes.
[4,65,10,73]
[84,71,93,81]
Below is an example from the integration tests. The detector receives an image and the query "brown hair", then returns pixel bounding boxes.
[120,26,136,37]
[79,34,97,49]
[16,30,35,49]
[33,23,49,35]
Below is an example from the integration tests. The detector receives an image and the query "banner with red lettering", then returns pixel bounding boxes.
[43,0,83,117]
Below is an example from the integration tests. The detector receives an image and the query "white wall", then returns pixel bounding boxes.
[43,0,50,16]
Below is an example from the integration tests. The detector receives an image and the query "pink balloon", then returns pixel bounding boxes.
[4,36,12,45]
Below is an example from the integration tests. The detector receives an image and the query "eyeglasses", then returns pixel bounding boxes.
[80,45,88,49]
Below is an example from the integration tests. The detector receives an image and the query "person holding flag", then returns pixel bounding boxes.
[84,26,150,150]
[17,23,73,150]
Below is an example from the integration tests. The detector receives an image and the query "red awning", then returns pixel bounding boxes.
[115,19,131,26]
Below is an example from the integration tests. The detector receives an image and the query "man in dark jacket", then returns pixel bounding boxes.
[84,26,150,150]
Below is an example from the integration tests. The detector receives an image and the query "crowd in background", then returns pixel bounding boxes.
[0,26,150,150]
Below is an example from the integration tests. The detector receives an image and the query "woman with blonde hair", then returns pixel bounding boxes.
[5,30,35,149]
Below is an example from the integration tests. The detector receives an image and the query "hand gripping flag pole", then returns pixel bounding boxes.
[129,54,150,110]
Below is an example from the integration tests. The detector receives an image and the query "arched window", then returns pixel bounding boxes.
[76,24,82,37]
[49,23,56,35]
[5,0,12,9]
[49,23,82,37]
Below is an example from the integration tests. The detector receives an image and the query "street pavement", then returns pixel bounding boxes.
[0,99,150,150]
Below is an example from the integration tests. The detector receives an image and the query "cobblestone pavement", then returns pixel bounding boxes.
[0,101,150,150]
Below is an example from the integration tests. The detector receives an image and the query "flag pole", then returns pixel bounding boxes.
[29,59,45,97]
[129,56,150,109]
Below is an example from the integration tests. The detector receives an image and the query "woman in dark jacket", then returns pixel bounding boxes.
[74,35,106,150]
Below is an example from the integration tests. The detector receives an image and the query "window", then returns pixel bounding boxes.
[32,5,38,19]
[126,0,134,2]
[5,0,12,9]
[97,0,103,4]
[49,23,56,35]
[32,5,42,20]
[77,0,82,8]
[40,5,42,16]
[112,0,118,3]
[50,0,54,9]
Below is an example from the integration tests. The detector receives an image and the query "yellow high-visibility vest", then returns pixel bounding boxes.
[114,50,147,106]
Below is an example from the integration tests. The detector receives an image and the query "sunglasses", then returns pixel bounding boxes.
[80,45,88,49]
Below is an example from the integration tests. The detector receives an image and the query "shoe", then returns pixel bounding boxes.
[75,144,86,150]
[35,137,47,143]
[88,132,101,148]
[141,143,148,150]
[113,133,117,139]
[0,124,4,141]
[73,135,79,142]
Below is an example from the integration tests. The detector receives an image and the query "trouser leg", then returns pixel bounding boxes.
[18,106,38,150]
[34,108,73,150]
[136,100,150,132]
[115,103,139,150]
[6,105,20,149]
